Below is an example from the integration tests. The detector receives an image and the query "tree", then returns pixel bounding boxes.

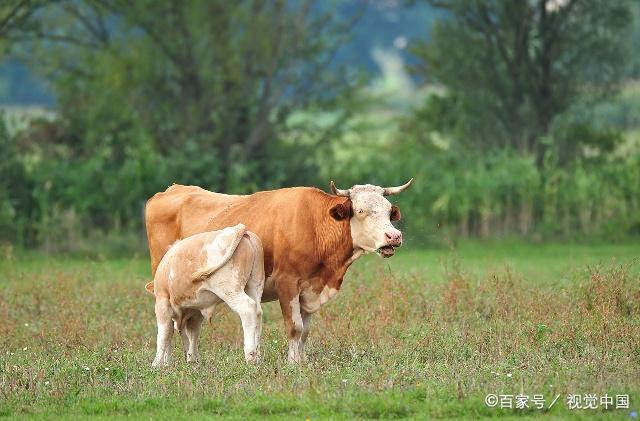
[0,1,43,38]
[10,0,363,192]
[3,0,364,234]
[412,0,633,163]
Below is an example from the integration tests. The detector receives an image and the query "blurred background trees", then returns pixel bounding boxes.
[397,0,639,240]
[413,0,631,162]
[0,0,639,254]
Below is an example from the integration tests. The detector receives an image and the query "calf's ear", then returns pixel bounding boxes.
[144,281,155,295]
[390,205,401,221]
[330,199,353,221]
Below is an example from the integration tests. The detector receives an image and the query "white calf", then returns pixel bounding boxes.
[145,224,264,366]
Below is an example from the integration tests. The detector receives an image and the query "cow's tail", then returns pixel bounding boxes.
[190,224,247,283]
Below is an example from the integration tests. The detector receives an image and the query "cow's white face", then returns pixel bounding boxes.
[330,184,403,258]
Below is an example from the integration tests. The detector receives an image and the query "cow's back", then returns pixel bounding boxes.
[202,188,333,295]
[146,184,345,302]
[145,184,243,274]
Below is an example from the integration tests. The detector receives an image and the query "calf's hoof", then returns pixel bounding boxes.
[245,351,261,364]
[152,359,167,368]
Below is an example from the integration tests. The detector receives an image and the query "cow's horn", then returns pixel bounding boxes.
[382,178,414,196]
[330,181,350,197]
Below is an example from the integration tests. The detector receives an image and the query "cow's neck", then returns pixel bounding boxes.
[349,248,365,264]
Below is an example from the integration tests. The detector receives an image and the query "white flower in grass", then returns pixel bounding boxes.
[104,367,109,371]
[506,373,512,378]
[44,381,50,386]
[22,347,27,351]
[24,323,29,327]
[83,366,90,371]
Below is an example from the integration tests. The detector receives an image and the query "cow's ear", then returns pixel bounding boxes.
[330,199,353,221]
[390,205,401,221]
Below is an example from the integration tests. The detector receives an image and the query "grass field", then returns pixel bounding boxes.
[1,241,639,419]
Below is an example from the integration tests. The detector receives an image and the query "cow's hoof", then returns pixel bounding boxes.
[286,356,304,364]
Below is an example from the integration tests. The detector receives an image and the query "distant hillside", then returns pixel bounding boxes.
[0,1,435,107]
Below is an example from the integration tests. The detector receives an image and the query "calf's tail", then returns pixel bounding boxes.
[190,224,247,283]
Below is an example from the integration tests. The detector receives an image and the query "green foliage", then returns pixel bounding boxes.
[412,0,633,161]
[379,0,640,243]
[0,0,365,249]
[0,1,638,249]
[329,124,640,243]
[15,0,362,192]
[0,113,36,246]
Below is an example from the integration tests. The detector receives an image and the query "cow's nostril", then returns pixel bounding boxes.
[385,231,401,243]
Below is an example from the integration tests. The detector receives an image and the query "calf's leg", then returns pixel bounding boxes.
[182,312,204,363]
[152,298,174,367]
[224,292,260,363]
[244,268,264,361]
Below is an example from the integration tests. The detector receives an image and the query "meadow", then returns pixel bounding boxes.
[1,241,639,419]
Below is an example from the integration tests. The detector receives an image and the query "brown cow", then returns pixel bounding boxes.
[145,179,412,363]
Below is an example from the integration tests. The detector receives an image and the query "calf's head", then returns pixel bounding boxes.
[329,179,413,258]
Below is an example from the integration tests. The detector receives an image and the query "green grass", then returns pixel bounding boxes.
[1,241,639,419]
[383,240,640,284]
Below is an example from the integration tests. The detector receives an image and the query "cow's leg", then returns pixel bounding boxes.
[278,291,304,364]
[182,312,204,363]
[152,298,174,367]
[224,292,260,363]
[297,310,312,361]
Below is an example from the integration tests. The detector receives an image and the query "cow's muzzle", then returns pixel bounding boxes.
[377,230,402,257]
[377,245,397,258]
